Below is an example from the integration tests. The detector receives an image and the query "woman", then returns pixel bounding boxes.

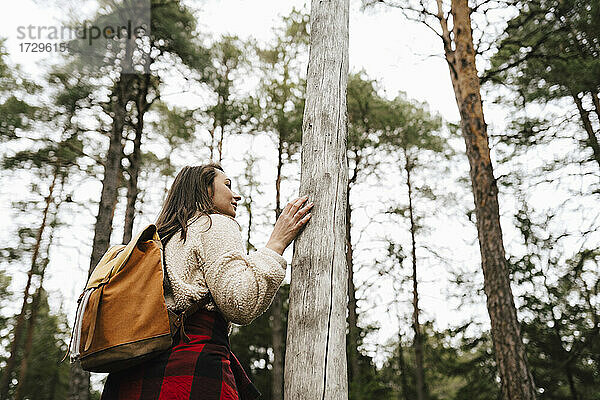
[101,163,313,400]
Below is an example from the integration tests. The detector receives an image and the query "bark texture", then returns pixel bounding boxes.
[283,0,349,398]
[436,1,537,398]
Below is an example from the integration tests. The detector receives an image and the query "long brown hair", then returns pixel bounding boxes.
[156,163,223,246]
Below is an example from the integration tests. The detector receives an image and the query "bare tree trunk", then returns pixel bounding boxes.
[283,0,349,398]
[590,91,600,124]
[0,171,57,400]
[346,169,360,385]
[123,74,150,243]
[435,1,537,398]
[209,126,215,161]
[572,92,600,170]
[404,155,426,400]
[272,139,285,400]
[244,197,254,253]
[14,180,62,400]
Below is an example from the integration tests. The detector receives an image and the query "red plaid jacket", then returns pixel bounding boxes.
[101,309,261,400]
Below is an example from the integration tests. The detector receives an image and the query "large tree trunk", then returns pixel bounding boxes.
[272,139,284,400]
[123,74,150,243]
[283,0,349,398]
[435,1,537,398]
[0,172,57,400]
[404,156,426,400]
[70,75,131,400]
[572,92,600,170]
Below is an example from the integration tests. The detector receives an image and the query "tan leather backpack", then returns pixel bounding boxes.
[66,224,206,373]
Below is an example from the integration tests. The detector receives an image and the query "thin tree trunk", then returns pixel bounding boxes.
[245,197,254,253]
[590,91,600,124]
[572,92,600,170]
[218,124,224,163]
[404,156,426,400]
[0,171,57,400]
[209,126,215,161]
[435,1,537,398]
[283,0,349,397]
[272,139,284,400]
[14,179,62,400]
[346,162,360,385]
[123,74,150,243]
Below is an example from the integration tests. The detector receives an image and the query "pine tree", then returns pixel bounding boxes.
[363,1,538,397]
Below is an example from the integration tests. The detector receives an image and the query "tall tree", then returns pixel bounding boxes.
[0,172,56,400]
[204,35,248,162]
[344,72,390,393]
[382,95,446,400]
[255,11,308,398]
[14,191,63,400]
[284,0,350,399]
[122,74,159,243]
[364,1,538,397]
[506,190,600,399]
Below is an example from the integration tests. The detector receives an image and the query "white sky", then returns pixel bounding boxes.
[1,0,596,381]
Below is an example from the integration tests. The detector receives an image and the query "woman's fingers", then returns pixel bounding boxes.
[295,201,314,222]
[290,195,308,213]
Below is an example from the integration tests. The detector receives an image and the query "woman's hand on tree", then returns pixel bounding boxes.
[266,195,314,255]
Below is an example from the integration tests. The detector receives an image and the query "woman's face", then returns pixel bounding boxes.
[210,170,241,218]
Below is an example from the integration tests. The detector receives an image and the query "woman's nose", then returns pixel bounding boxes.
[234,193,242,201]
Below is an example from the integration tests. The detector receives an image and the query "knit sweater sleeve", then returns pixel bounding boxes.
[198,213,287,325]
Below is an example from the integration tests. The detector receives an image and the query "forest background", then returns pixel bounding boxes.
[0,0,598,399]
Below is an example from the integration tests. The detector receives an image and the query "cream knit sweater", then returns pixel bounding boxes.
[163,213,287,326]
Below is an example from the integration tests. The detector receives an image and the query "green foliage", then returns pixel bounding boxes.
[347,322,392,400]
[0,270,13,336]
[16,290,71,400]
[378,324,500,400]
[489,0,599,100]
[149,0,211,72]
[508,198,600,399]
[202,34,252,157]
[488,0,600,168]
[253,9,309,157]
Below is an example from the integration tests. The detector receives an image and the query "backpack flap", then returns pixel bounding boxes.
[86,225,159,290]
